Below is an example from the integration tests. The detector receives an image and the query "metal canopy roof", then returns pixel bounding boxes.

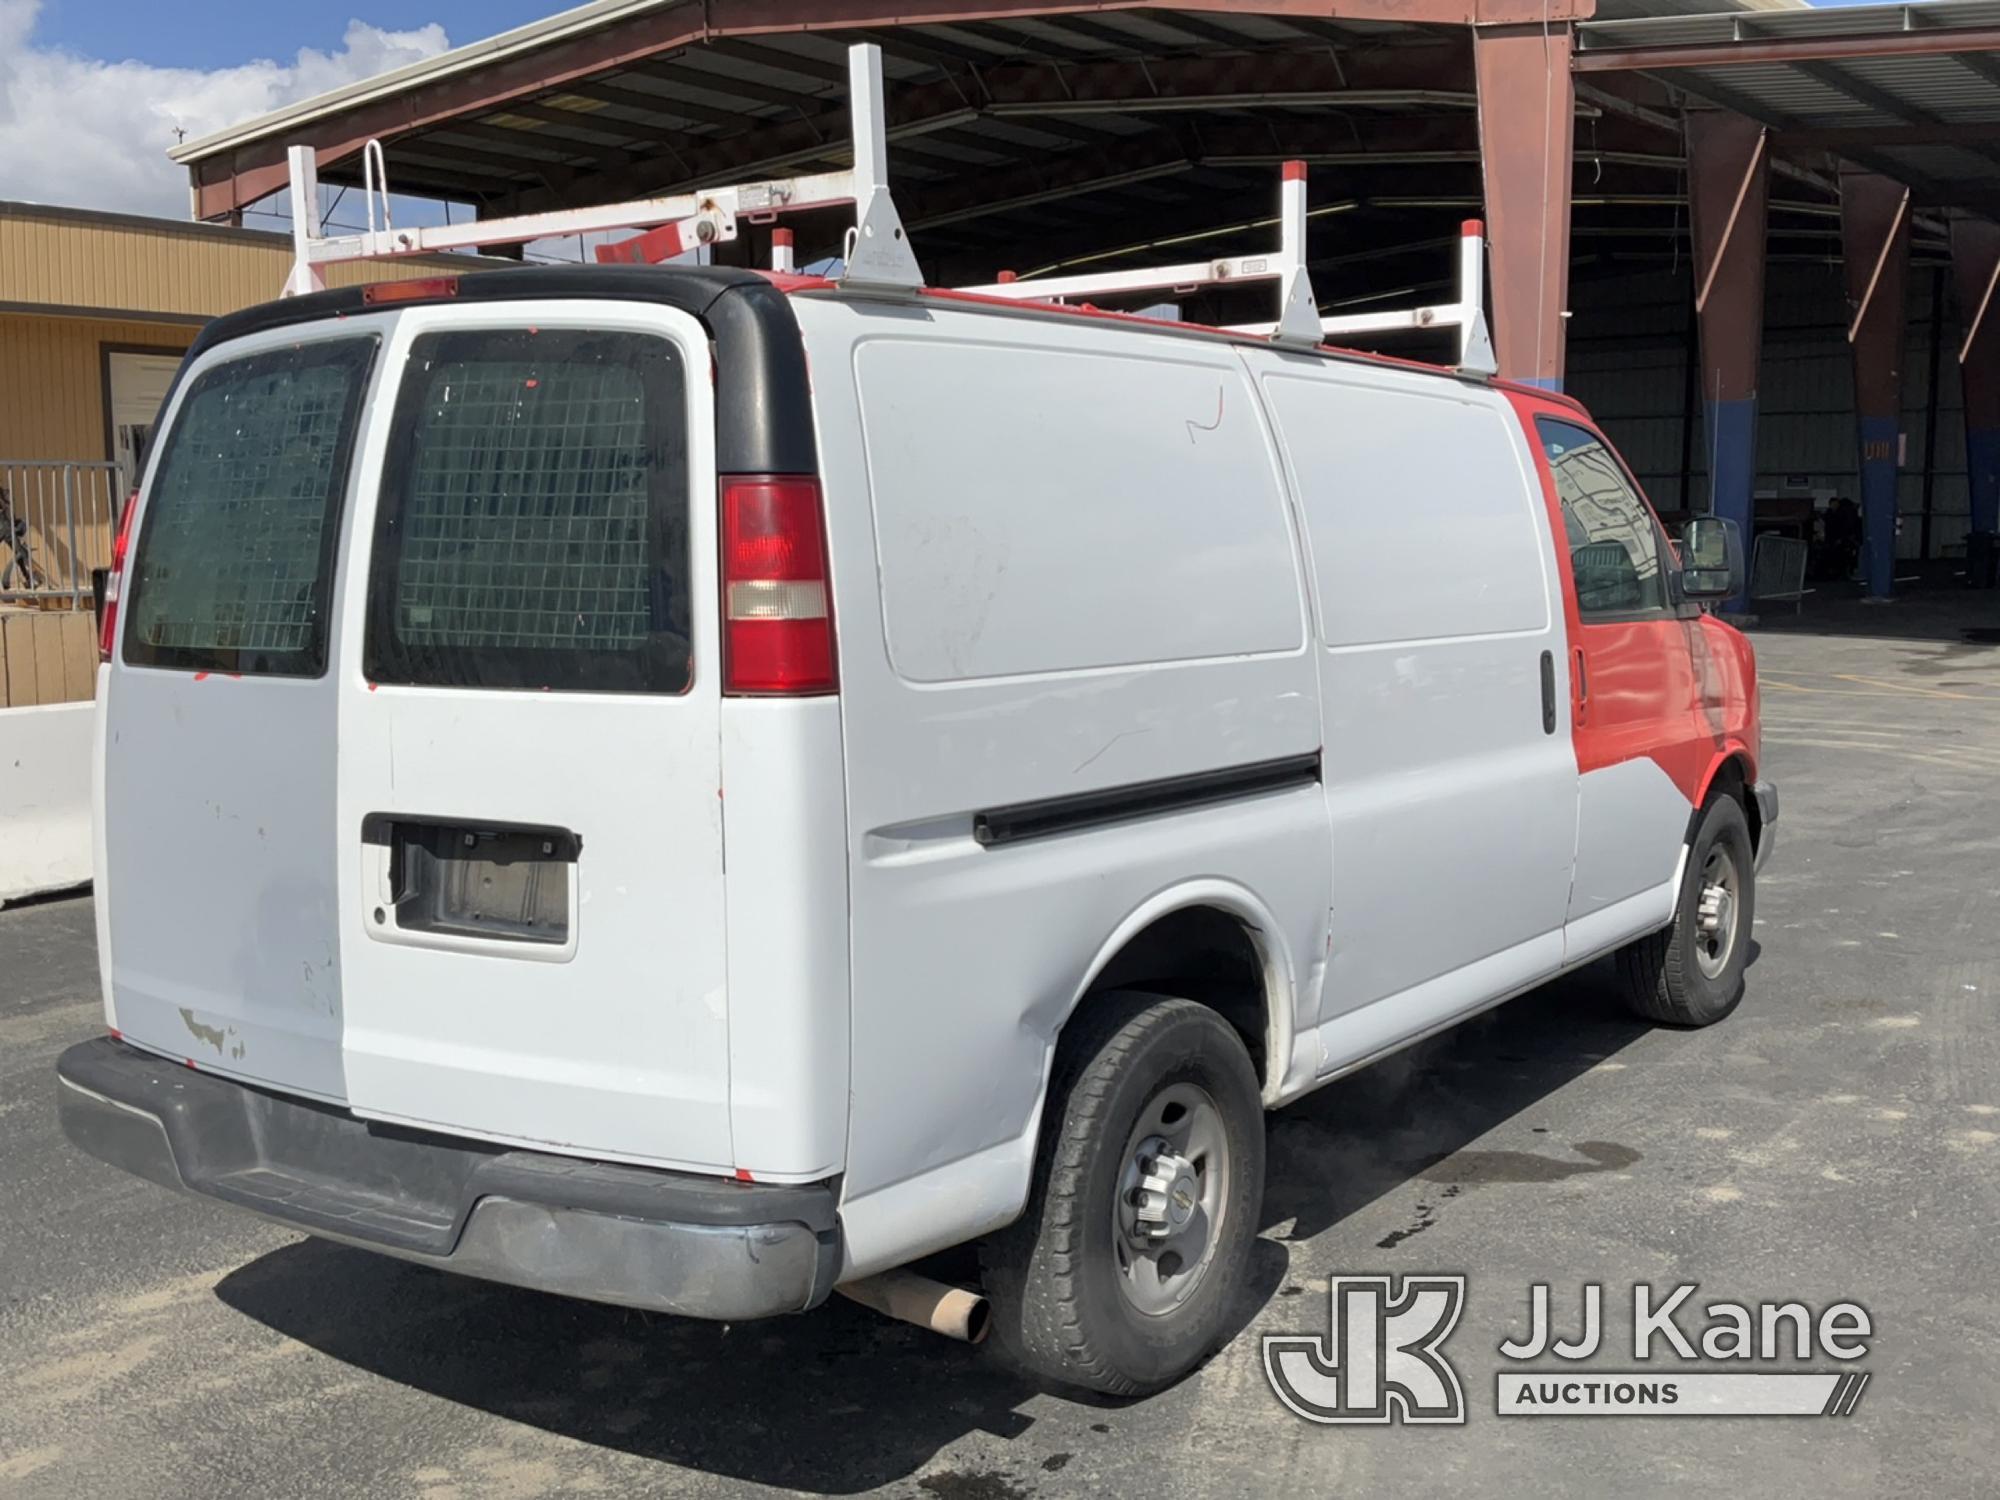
[165,0,1995,305]
[1577,1,2000,214]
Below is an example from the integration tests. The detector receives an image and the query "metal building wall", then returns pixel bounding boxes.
[1567,262,1974,562]
[1567,269,1697,510]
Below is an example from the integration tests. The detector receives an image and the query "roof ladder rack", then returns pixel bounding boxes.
[276,47,1496,379]
[1225,218,1499,377]
[279,43,922,297]
[1316,219,1498,376]
[956,161,1326,349]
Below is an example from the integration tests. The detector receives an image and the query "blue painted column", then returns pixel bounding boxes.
[1840,170,1913,600]
[1971,427,2000,537]
[1686,111,1771,613]
[1857,415,1902,597]
[1703,396,1760,560]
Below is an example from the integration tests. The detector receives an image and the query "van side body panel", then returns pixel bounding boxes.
[791,296,1332,1277]
[1240,351,1581,1079]
[1505,390,1760,960]
[719,697,852,1180]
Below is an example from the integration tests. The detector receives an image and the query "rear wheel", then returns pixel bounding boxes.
[980,992,1265,1396]
[1618,793,1755,1026]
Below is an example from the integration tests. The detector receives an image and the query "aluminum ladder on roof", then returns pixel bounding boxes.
[274,43,1496,375]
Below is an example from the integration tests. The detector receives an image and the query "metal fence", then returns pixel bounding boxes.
[0,461,121,608]
[1750,533,1810,615]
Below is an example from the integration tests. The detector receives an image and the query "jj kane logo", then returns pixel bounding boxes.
[1264,1276,1873,1423]
[1264,1275,1468,1423]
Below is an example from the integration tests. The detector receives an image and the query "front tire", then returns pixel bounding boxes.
[1618,793,1755,1026]
[980,993,1265,1396]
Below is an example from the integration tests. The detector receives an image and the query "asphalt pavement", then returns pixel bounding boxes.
[4,598,1999,1499]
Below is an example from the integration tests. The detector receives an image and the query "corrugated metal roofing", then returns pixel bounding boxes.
[153,0,1985,305]
[1581,0,2000,44]
[1580,0,2000,214]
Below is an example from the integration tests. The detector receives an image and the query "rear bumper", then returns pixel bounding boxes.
[56,1038,839,1321]
[1751,779,1779,873]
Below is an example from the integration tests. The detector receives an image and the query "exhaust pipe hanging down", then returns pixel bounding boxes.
[837,1270,991,1344]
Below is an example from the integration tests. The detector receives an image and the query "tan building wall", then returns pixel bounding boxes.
[1,312,191,604]
[0,200,485,322]
[0,312,198,463]
[1,200,490,703]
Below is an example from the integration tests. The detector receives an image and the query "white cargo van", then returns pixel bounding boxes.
[58,60,1773,1393]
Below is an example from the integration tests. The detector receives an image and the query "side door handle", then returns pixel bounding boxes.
[1539,650,1557,735]
[1573,646,1589,727]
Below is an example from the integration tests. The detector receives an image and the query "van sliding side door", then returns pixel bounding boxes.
[1248,358,1578,1055]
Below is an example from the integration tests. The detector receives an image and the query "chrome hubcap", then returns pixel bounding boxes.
[1114,1083,1229,1317]
[1694,845,1741,980]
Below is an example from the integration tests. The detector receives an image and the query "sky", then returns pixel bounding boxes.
[0,0,555,221]
[0,0,1928,225]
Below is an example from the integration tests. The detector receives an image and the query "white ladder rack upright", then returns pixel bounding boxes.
[1294,218,1498,376]
[957,160,1326,348]
[275,43,1497,377]
[280,44,922,297]
[953,168,1497,376]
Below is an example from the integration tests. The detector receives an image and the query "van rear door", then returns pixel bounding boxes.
[104,301,732,1170]
[334,304,729,1169]
[106,331,381,1100]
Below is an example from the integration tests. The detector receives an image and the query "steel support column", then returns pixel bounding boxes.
[1473,23,1574,389]
[1686,111,1770,611]
[1840,169,1912,598]
[1952,217,2000,542]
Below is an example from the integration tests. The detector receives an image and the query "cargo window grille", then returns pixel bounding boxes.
[122,338,378,675]
[364,328,691,694]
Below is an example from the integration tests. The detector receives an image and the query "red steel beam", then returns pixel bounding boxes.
[1575,26,2000,73]
[1952,217,2000,538]
[1475,21,1575,386]
[1840,166,1912,597]
[1687,109,1768,567]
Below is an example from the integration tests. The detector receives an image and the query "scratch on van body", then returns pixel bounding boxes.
[1075,728,1152,774]
[178,1008,226,1054]
[1186,386,1224,443]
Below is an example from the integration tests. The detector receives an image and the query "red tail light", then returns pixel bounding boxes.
[720,476,835,695]
[98,489,139,663]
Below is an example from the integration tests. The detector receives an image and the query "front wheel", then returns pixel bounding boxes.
[980,993,1265,1396]
[1618,793,1755,1026]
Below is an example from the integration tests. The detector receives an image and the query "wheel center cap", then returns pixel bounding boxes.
[1131,1146,1201,1241]
[1700,882,1734,935]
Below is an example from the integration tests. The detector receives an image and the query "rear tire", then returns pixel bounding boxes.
[980,992,1265,1396]
[1618,793,1754,1027]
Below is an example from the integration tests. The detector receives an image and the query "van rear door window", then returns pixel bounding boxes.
[363,328,691,694]
[122,338,378,676]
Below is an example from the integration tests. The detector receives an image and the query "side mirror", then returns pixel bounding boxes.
[1680,515,1744,601]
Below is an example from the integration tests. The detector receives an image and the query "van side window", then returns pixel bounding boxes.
[122,338,378,676]
[364,328,691,694]
[1536,418,1667,618]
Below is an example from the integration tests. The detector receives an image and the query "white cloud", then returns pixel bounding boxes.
[0,1,450,220]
